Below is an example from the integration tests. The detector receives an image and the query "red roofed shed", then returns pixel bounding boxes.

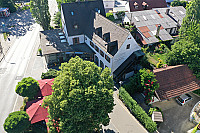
[37,79,54,97]
[26,98,49,124]
[153,65,200,101]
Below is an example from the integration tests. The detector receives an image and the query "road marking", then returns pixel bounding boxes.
[12,95,19,112]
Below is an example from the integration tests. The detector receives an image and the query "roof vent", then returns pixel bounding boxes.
[74,24,78,29]
[39,103,42,106]
[45,82,47,84]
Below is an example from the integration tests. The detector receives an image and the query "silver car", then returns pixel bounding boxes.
[176,94,192,105]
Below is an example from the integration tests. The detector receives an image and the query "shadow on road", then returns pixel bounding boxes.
[0,9,35,37]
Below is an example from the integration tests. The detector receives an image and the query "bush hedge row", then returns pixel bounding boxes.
[119,87,157,133]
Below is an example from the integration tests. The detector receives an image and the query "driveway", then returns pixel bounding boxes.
[152,92,200,133]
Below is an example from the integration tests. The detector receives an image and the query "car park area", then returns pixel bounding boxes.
[152,92,200,133]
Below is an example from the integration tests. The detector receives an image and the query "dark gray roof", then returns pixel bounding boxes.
[61,0,106,36]
[40,30,94,55]
[85,12,130,56]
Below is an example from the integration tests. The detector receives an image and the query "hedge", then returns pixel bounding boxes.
[119,87,157,133]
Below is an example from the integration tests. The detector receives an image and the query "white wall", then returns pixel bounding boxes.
[123,14,131,24]
[103,0,115,10]
[112,34,141,73]
[68,35,85,45]
[84,35,112,69]
[61,7,68,39]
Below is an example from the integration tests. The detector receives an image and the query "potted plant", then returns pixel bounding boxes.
[38,48,42,56]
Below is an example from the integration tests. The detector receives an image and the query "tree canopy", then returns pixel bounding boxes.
[15,77,40,99]
[166,0,200,79]
[3,111,31,133]
[44,56,114,133]
[171,0,188,8]
[30,0,51,30]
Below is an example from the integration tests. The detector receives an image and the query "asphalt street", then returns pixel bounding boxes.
[0,23,41,132]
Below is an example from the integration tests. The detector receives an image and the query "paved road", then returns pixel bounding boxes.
[0,23,40,132]
[103,89,148,133]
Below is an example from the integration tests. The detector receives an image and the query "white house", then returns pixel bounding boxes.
[61,0,144,80]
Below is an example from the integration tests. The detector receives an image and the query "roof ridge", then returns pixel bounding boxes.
[95,12,130,34]
[29,103,41,121]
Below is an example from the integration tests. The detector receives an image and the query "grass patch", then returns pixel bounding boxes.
[146,52,167,67]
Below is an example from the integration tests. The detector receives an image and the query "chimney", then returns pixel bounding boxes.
[156,24,161,37]
[165,9,170,15]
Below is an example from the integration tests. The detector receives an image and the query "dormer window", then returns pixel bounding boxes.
[142,2,148,9]
[103,33,110,42]
[74,24,78,29]
[71,11,74,15]
[134,2,139,9]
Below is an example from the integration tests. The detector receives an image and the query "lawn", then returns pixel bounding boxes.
[146,53,167,67]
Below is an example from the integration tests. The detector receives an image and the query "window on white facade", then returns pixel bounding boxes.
[73,37,79,44]
[105,54,110,63]
[126,44,130,49]
[90,41,94,48]
[100,50,104,57]
[100,60,104,69]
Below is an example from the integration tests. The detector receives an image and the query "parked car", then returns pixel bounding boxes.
[176,94,192,105]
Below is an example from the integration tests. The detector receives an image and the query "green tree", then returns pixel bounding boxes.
[106,12,115,21]
[171,0,188,8]
[166,0,200,78]
[140,69,159,103]
[3,111,31,133]
[43,56,114,133]
[53,12,61,28]
[0,0,16,13]
[116,11,125,20]
[15,77,40,99]
[41,69,59,79]
[30,0,51,30]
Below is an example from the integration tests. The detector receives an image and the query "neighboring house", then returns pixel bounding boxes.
[57,0,144,80]
[112,0,130,19]
[153,65,200,101]
[124,6,186,45]
[103,0,115,13]
[129,0,167,12]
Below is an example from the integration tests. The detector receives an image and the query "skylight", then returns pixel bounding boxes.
[71,11,74,15]
[179,10,184,14]
[151,15,155,19]
[143,15,147,21]
[134,17,139,22]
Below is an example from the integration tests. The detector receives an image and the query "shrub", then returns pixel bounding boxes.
[119,87,157,132]
[106,12,115,21]
[156,59,163,68]
[41,69,59,79]
[15,77,40,99]
[4,111,31,133]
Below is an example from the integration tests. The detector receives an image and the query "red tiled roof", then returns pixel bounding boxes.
[26,98,49,124]
[37,79,54,97]
[129,0,167,12]
[153,65,200,100]
[143,32,151,38]
[138,26,150,33]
